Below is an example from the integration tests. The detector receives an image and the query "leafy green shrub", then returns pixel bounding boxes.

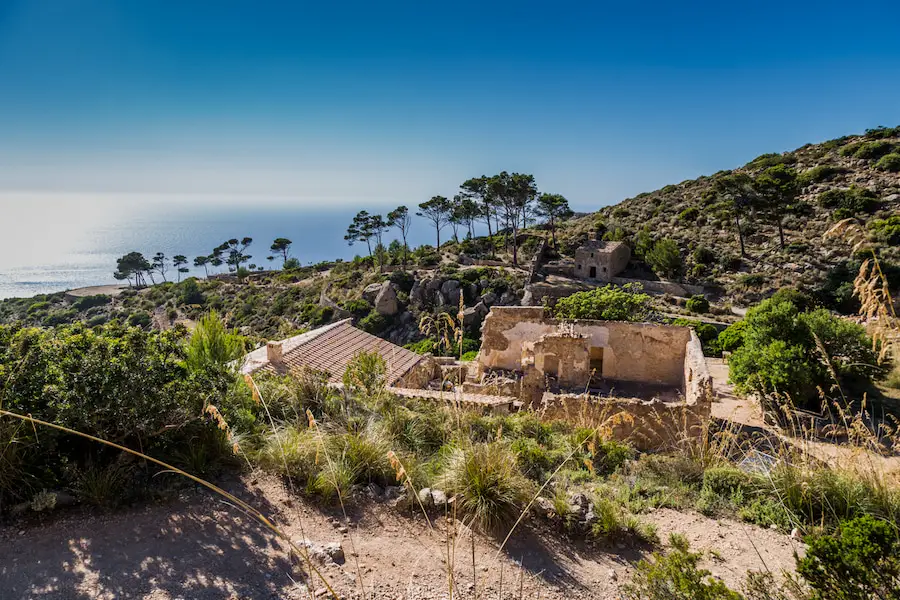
[177,278,206,305]
[728,295,879,401]
[798,164,845,186]
[702,466,757,496]
[554,284,651,322]
[126,311,152,328]
[851,140,895,160]
[73,295,111,311]
[717,320,747,352]
[460,350,478,361]
[736,273,767,289]
[73,462,131,509]
[864,125,900,139]
[678,207,699,222]
[589,496,658,544]
[686,295,710,314]
[692,247,716,266]
[818,186,879,218]
[876,153,900,172]
[184,311,245,370]
[623,534,743,600]
[343,298,373,319]
[389,269,415,292]
[796,515,900,599]
[358,311,389,334]
[437,442,532,533]
[646,238,682,277]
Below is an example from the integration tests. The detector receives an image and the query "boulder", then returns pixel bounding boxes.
[480,291,498,306]
[440,280,462,305]
[418,487,435,508]
[362,283,383,303]
[374,281,399,316]
[500,291,517,305]
[430,489,448,508]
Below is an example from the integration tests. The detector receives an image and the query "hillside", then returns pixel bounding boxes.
[559,125,900,307]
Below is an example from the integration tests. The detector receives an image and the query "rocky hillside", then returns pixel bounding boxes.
[559,126,900,307]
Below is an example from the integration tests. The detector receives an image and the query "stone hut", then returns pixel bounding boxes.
[574,239,630,281]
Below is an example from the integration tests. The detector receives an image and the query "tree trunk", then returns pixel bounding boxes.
[511,225,519,266]
[777,220,785,249]
[551,217,557,248]
[735,212,747,256]
[435,227,440,251]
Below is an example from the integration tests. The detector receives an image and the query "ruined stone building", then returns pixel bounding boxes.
[470,307,713,449]
[574,239,630,281]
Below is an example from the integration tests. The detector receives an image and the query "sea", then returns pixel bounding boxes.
[0,193,436,300]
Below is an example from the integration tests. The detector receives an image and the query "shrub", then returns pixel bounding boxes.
[646,238,682,277]
[818,186,879,218]
[728,295,879,402]
[678,207,699,222]
[798,164,845,186]
[554,284,652,322]
[343,298,373,319]
[177,278,206,305]
[184,311,245,370]
[852,140,895,160]
[437,442,532,533]
[876,152,900,172]
[358,311,389,334]
[796,515,900,599]
[126,311,152,328]
[686,295,710,314]
[623,534,743,600]
[73,462,131,509]
[692,247,716,266]
[460,350,478,361]
[73,294,111,311]
[717,320,747,352]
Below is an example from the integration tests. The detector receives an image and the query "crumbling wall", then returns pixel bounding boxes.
[684,330,713,405]
[538,393,709,451]
[478,307,691,387]
[395,356,437,389]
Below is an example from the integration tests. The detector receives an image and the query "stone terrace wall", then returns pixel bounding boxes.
[684,330,713,405]
[479,307,692,387]
[538,393,709,451]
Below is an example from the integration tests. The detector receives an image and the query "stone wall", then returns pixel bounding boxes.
[537,392,709,451]
[479,307,692,387]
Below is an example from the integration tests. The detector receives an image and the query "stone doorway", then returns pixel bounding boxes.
[589,266,597,278]
[589,347,604,385]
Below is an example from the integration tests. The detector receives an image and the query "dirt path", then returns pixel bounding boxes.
[0,475,798,599]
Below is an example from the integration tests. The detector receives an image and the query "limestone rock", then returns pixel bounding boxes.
[362,283,383,303]
[418,487,435,508]
[480,291,498,306]
[374,281,399,315]
[430,489,448,508]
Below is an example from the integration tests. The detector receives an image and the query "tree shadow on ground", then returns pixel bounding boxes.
[0,478,308,600]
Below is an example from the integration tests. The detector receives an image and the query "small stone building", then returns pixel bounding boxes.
[574,239,630,281]
[474,306,713,450]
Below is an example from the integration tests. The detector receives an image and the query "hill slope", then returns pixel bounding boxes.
[560,126,900,307]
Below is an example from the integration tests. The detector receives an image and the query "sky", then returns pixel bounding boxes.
[1,0,899,212]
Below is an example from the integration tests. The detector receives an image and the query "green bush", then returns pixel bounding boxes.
[851,140,895,160]
[358,310,389,334]
[343,298,373,319]
[460,350,478,361]
[876,152,900,172]
[177,278,206,305]
[554,284,652,322]
[818,186,879,218]
[717,320,747,352]
[796,515,900,599]
[692,247,716,266]
[623,534,743,600]
[73,295,111,311]
[728,295,879,401]
[126,311,152,328]
[868,216,900,245]
[678,207,699,222]
[798,164,845,186]
[646,238,682,278]
[686,295,710,314]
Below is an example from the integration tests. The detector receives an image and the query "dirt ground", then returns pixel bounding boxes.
[0,474,800,600]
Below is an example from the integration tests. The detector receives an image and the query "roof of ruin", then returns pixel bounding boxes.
[240,319,424,385]
[577,239,627,253]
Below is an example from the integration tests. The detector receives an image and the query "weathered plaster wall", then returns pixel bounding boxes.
[538,392,710,451]
[479,307,691,387]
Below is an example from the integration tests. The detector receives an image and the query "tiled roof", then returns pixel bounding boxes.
[241,319,425,385]
[579,240,626,253]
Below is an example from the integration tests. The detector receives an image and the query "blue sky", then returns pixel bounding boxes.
[1,1,899,211]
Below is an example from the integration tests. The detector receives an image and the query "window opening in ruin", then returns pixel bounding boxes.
[543,354,560,377]
[589,266,597,278]
[589,347,604,384]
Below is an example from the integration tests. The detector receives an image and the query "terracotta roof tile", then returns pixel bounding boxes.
[256,320,424,385]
